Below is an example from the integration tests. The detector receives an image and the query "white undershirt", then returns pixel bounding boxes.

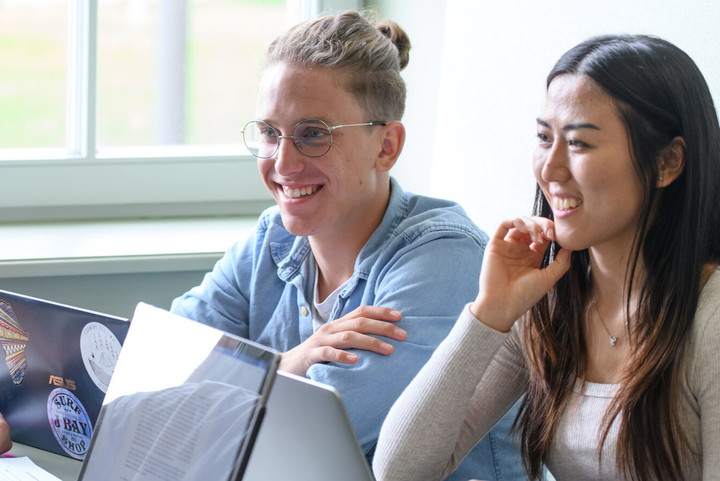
[311,260,349,331]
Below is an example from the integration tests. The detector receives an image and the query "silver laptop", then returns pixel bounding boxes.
[0,289,129,460]
[78,303,281,481]
[243,371,375,481]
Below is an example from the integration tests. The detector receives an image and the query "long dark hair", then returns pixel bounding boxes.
[517,34,720,480]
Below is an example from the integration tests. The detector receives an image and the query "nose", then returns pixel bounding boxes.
[273,135,305,176]
[536,140,570,184]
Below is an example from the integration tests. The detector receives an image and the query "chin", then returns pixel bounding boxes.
[279,215,318,237]
[552,229,588,253]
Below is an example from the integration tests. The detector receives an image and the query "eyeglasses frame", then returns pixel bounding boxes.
[241,118,388,159]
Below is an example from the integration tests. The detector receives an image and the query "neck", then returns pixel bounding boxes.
[588,241,644,309]
[309,179,391,301]
[311,242,356,303]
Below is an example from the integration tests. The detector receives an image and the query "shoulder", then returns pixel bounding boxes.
[685,268,720,383]
[691,267,720,338]
[394,189,488,248]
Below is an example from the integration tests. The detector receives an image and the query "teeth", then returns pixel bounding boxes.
[553,197,582,210]
[283,185,319,198]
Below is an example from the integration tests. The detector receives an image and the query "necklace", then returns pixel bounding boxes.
[593,301,626,347]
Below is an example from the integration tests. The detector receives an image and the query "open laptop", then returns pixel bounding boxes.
[243,371,376,481]
[0,289,129,460]
[78,303,281,481]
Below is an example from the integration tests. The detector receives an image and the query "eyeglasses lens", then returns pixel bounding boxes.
[243,121,276,158]
[293,120,332,157]
[242,120,333,158]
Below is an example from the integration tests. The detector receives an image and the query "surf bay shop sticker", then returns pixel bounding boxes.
[47,388,93,459]
[80,321,123,393]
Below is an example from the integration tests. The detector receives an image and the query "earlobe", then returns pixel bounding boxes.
[657,136,686,188]
[375,121,405,172]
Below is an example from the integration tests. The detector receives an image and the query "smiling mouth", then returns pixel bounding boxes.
[282,185,321,199]
[552,196,582,211]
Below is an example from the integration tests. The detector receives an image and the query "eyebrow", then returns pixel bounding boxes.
[536,118,601,131]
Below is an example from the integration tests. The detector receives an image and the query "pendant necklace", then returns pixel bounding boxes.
[593,301,627,347]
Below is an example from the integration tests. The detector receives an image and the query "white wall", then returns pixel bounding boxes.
[373,0,447,195]
[382,0,720,234]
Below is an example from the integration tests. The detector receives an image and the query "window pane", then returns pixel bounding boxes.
[97,0,290,149]
[0,1,68,149]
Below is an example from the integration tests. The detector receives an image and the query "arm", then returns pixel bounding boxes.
[170,217,274,337]
[373,307,527,481]
[307,230,486,452]
[695,282,720,479]
[373,217,571,480]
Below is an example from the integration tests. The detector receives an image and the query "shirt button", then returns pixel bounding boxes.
[301,306,309,317]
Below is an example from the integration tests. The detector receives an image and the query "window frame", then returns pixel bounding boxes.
[0,0,361,222]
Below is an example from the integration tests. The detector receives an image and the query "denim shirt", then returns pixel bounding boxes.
[171,178,525,481]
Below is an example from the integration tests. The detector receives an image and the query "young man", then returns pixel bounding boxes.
[171,11,523,480]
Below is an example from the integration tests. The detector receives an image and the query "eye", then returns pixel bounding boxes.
[536,132,551,145]
[568,138,589,148]
[304,127,327,139]
[296,124,330,145]
[259,127,277,139]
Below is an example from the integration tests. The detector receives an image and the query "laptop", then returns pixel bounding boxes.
[78,303,281,481]
[0,289,129,460]
[243,371,376,481]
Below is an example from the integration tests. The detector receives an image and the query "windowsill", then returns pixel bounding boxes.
[0,216,258,278]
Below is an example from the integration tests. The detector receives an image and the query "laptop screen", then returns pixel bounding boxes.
[0,290,129,460]
[78,303,280,481]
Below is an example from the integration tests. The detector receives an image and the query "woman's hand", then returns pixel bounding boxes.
[279,305,407,376]
[470,216,572,332]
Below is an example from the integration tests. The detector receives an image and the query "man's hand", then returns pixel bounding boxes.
[279,305,406,376]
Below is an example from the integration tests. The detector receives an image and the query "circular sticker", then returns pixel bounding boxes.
[80,322,122,393]
[47,388,93,459]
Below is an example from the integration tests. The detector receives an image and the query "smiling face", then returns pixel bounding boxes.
[533,74,645,255]
[255,62,393,243]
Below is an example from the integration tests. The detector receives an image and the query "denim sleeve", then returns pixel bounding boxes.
[307,228,485,453]
[169,232,255,339]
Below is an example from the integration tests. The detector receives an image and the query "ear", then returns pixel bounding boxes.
[656,136,686,188]
[374,121,405,172]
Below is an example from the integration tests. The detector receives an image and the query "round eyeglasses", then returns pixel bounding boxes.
[241,119,387,159]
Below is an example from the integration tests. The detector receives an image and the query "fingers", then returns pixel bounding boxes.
[320,308,407,346]
[544,246,573,286]
[346,305,403,323]
[279,306,407,375]
[508,216,555,244]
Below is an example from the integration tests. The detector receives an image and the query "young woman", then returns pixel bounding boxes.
[373,34,720,481]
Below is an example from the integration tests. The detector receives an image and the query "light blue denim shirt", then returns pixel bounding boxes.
[171,178,525,480]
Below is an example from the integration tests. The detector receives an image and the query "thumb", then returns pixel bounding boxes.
[544,248,572,287]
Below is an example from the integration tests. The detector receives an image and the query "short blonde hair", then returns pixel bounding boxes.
[264,10,411,121]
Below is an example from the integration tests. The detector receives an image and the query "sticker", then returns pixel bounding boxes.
[47,388,93,459]
[80,322,122,393]
[0,300,29,385]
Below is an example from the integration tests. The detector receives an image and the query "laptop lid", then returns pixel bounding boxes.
[243,371,375,481]
[78,302,281,481]
[0,289,129,460]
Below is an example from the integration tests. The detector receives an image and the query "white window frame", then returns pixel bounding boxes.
[0,0,361,222]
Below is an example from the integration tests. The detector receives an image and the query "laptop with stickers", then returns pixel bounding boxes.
[0,289,129,460]
[78,303,281,481]
[243,371,376,481]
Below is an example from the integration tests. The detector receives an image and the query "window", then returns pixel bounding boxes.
[0,0,359,222]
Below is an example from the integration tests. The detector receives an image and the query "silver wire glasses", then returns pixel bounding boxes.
[241,119,387,158]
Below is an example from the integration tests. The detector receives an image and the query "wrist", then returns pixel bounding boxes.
[468,299,513,333]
